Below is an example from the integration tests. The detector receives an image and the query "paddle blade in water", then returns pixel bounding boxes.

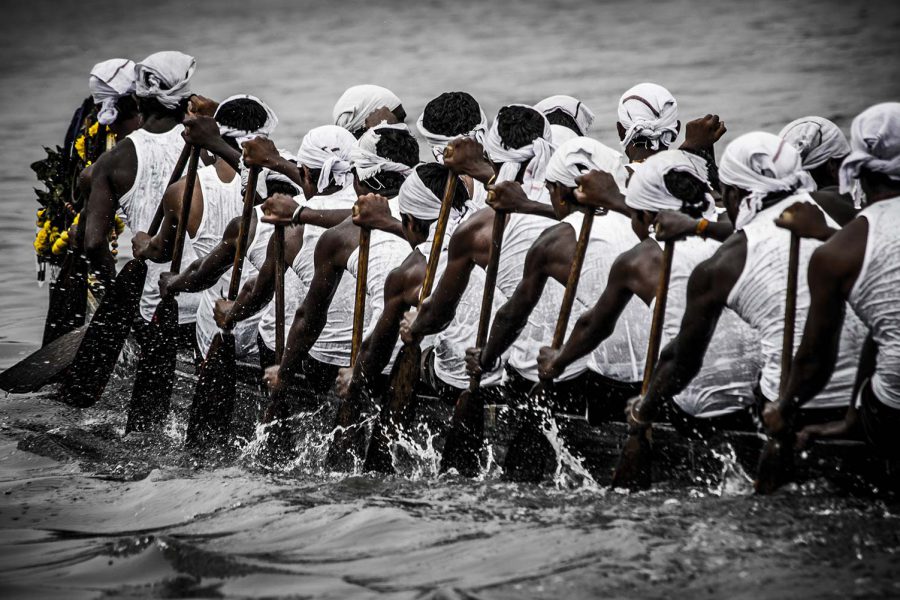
[610,429,653,490]
[363,343,422,474]
[325,391,371,472]
[185,331,237,448]
[504,383,555,483]
[58,258,147,408]
[754,434,795,495]
[124,295,179,433]
[440,388,484,477]
[42,252,88,346]
[0,324,88,393]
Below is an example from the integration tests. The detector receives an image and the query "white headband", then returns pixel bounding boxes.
[89,58,136,126]
[296,125,357,193]
[214,94,279,147]
[535,94,595,136]
[484,104,555,195]
[779,116,851,171]
[625,150,716,220]
[617,83,679,150]
[545,136,627,191]
[350,122,415,183]
[839,102,900,208]
[333,84,401,134]
[134,51,195,110]
[416,103,488,163]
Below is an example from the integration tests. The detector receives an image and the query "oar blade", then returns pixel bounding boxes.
[504,383,555,483]
[58,258,147,407]
[363,343,421,473]
[754,434,795,494]
[440,388,484,477]
[610,429,653,490]
[186,331,237,448]
[0,324,88,393]
[324,392,371,472]
[124,295,179,432]
[42,251,88,346]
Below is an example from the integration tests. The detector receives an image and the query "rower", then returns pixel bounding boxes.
[617,133,867,475]
[333,84,406,138]
[80,51,201,339]
[89,58,142,144]
[779,116,856,225]
[132,95,278,363]
[468,137,648,421]
[764,103,900,458]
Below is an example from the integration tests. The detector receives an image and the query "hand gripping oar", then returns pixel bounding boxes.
[125,145,202,431]
[440,209,507,476]
[48,143,191,404]
[324,222,371,471]
[363,174,458,473]
[504,211,596,483]
[185,166,261,447]
[611,239,676,489]
[755,231,801,494]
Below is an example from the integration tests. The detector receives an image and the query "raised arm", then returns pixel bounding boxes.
[162,215,241,298]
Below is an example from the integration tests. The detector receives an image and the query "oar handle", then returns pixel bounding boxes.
[273,224,286,363]
[780,232,800,395]
[641,240,675,396]
[227,166,261,301]
[418,173,458,306]
[550,211,594,350]
[351,227,371,367]
[169,145,202,274]
[148,143,192,237]
[468,209,508,391]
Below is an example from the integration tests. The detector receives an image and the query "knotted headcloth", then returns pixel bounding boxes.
[535,94,596,136]
[484,104,555,196]
[333,84,402,134]
[296,125,357,193]
[617,83,679,150]
[779,116,851,171]
[838,102,900,208]
[719,132,814,230]
[134,51,195,110]
[416,104,488,163]
[89,58,136,125]
[625,150,716,221]
[350,122,415,184]
[214,94,279,147]
[544,136,627,192]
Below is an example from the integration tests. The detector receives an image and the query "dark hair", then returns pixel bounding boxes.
[422,92,482,136]
[664,170,711,218]
[415,162,469,212]
[215,98,269,133]
[496,105,545,149]
[544,108,581,135]
[265,178,299,197]
[359,126,420,196]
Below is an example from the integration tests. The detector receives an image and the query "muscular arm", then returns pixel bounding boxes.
[298,208,354,230]
[778,220,866,419]
[480,225,573,368]
[551,241,660,373]
[408,208,493,338]
[81,153,121,286]
[139,180,188,263]
[278,223,354,383]
[166,215,241,295]
[634,238,746,422]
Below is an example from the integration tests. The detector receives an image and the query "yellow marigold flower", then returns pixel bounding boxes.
[88,122,99,137]
[114,214,126,235]
[75,135,86,160]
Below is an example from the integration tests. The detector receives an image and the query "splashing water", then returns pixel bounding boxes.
[534,404,601,492]
[709,444,753,497]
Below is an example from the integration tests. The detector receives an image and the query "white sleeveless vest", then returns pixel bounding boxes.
[727,194,866,409]
[119,125,200,323]
[661,236,762,417]
[850,197,900,409]
[562,210,649,383]
[291,186,358,367]
[192,165,259,362]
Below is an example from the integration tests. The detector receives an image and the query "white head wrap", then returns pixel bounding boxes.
[625,150,716,221]
[333,85,402,134]
[839,102,900,208]
[484,104,555,192]
[350,123,415,184]
[545,136,627,193]
[89,59,136,125]
[617,83,679,150]
[535,95,595,136]
[779,116,851,171]
[214,94,279,147]
[399,166,470,251]
[134,51,195,110]
[296,125,357,193]
[720,132,815,230]
[550,124,578,146]
[416,100,488,162]
[262,150,302,197]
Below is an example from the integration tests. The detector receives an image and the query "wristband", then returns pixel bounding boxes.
[695,218,710,239]
[483,173,497,192]
[291,204,305,225]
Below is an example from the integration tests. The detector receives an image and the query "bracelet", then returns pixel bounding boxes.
[628,401,651,432]
[291,204,305,225]
[483,173,497,192]
[695,218,710,239]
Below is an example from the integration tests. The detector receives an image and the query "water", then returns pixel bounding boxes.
[2,0,900,597]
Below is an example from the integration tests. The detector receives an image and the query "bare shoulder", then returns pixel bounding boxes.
[387,250,426,301]
[96,137,138,194]
[689,232,747,299]
[450,207,493,253]
[811,216,867,288]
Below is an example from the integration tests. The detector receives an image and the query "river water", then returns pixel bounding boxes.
[1,0,900,598]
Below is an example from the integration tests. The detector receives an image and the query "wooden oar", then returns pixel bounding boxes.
[41,248,88,347]
[125,145,202,431]
[363,174,458,473]
[324,224,371,471]
[51,143,191,405]
[185,166,261,448]
[755,231,801,494]
[273,224,286,362]
[610,240,676,489]
[504,211,597,482]
[440,209,507,476]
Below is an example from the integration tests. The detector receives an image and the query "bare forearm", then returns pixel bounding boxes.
[226,275,275,327]
[554,309,615,371]
[298,209,353,229]
[279,308,327,381]
[86,245,116,287]
[480,304,528,368]
[168,254,230,294]
[354,316,401,386]
[637,340,705,421]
